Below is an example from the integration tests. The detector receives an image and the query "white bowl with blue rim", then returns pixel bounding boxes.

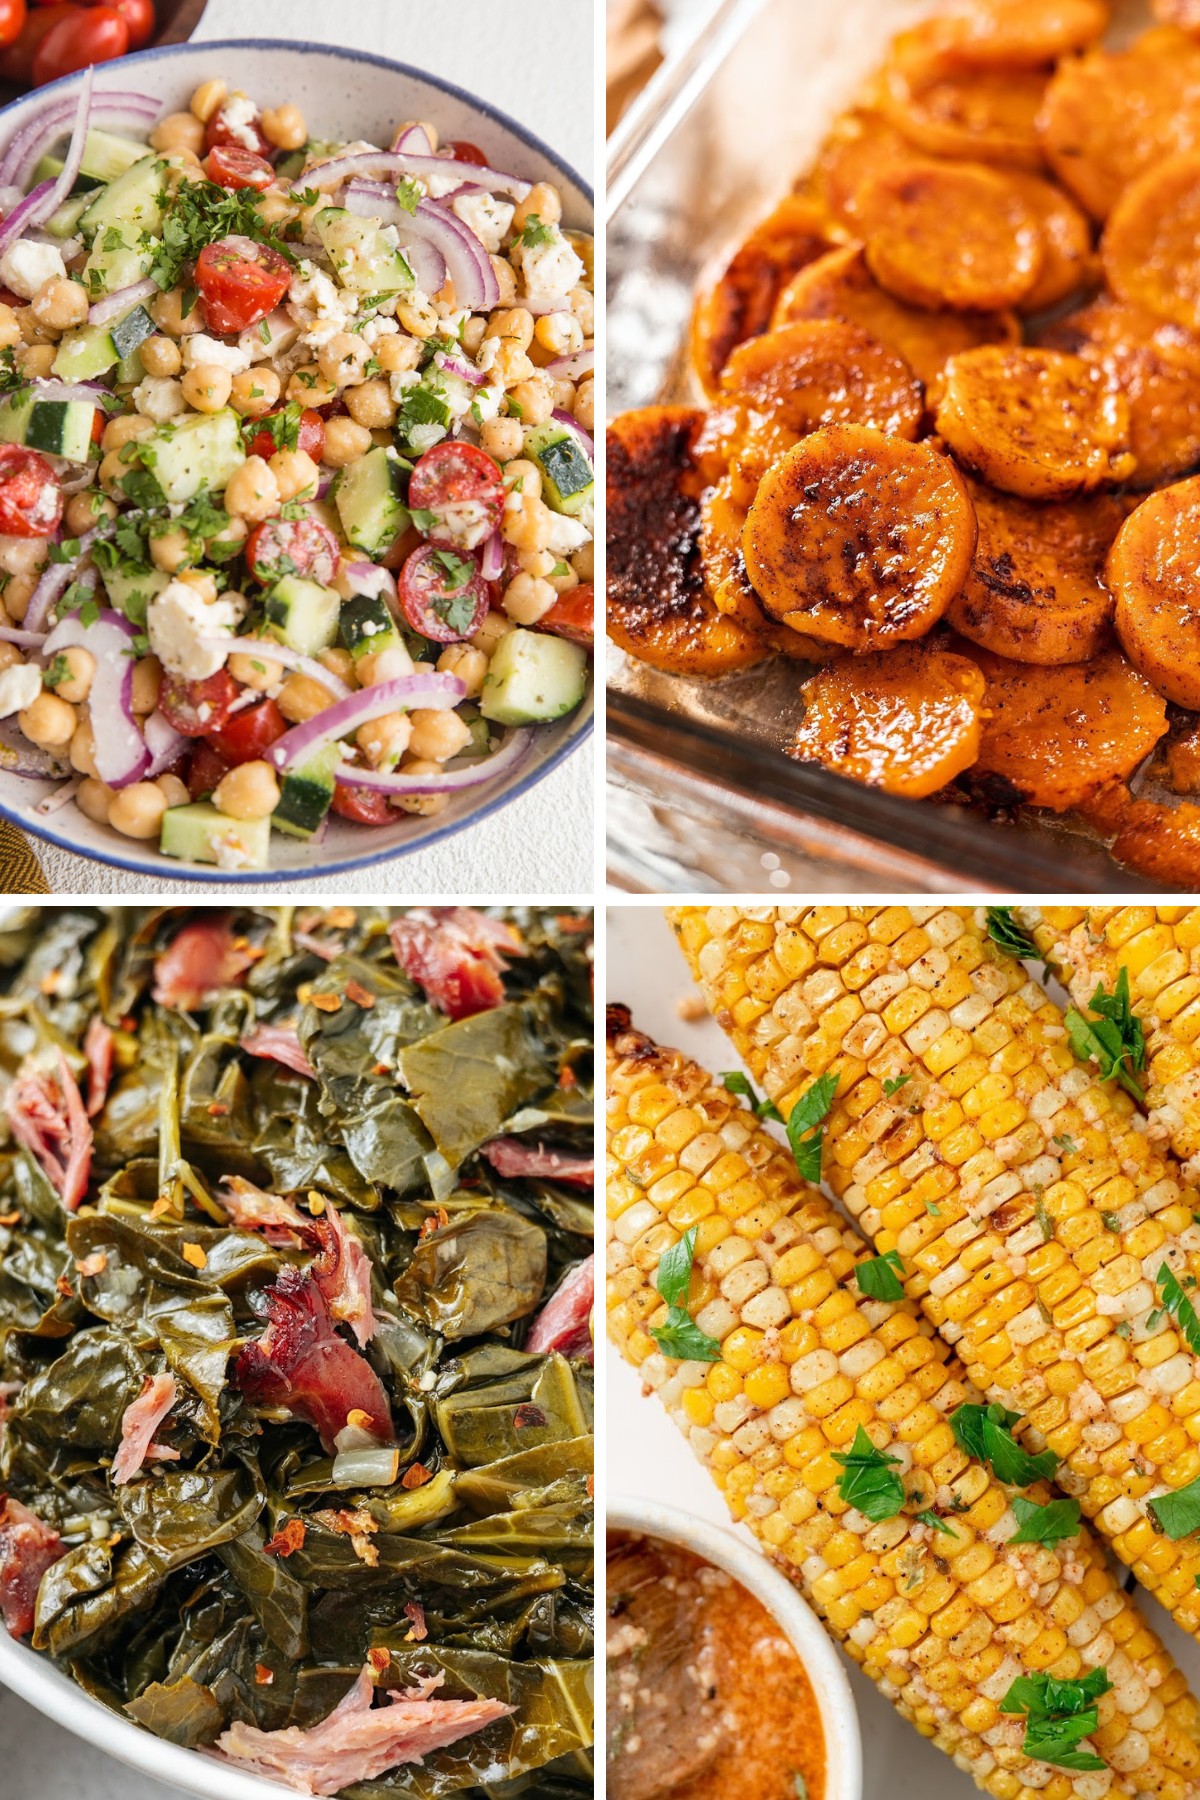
[0,39,592,883]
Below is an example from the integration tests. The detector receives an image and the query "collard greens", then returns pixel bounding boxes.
[0,906,594,1798]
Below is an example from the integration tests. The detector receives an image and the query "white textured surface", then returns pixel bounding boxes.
[33,0,594,897]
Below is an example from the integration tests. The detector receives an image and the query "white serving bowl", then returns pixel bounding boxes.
[0,40,592,882]
[608,1495,863,1800]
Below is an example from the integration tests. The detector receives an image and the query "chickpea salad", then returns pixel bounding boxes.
[0,68,595,870]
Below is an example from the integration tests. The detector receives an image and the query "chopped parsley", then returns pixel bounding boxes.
[649,1226,722,1363]
[42,653,72,690]
[855,1249,906,1303]
[1035,1198,1053,1242]
[119,468,167,510]
[1000,1668,1111,1771]
[74,596,100,629]
[242,401,301,454]
[520,213,556,248]
[883,1073,911,1098]
[985,906,1041,963]
[831,1427,905,1522]
[950,1401,1058,1487]
[395,384,452,444]
[409,506,440,534]
[0,347,21,393]
[1009,1495,1082,1548]
[149,177,296,292]
[1064,967,1146,1103]
[786,1073,839,1185]
[430,548,476,592]
[916,1508,958,1538]
[1149,1473,1200,1539]
[1053,1133,1078,1155]
[395,177,422,214]
[1156,1262,1200,1356]
[721,1070,782,1122]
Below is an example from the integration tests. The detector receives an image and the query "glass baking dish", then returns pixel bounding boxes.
[605,0,1163,896]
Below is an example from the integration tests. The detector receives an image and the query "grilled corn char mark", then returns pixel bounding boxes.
[667,905,1200,1645]
[606,1006,1200,1800]
[1022,908,1200,1180]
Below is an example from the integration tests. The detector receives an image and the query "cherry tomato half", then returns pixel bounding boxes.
[204,98,271,159]
[158,669,240,738]
[204,144,273,191]
[109,0,153,49]
[443,140,488,166]
[205,695,285,765]
[331,782,394,825]
[539,582,594,647]
[245,515,339,586]
[0,445,61,538]
[195,237,291,334]
[246,406,324,464]
[0,0,25,50]
[186,740,230,802]
[398,543,488,643]
[407,441,504,551]
[32,3,127,84]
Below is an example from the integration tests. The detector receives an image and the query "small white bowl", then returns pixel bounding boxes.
[608,1495,863,1800]
[0,39,593,883]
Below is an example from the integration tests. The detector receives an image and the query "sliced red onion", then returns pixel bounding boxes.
[403,238,448,296]
[435,352,485,387]
[342,183,451,295]
[546,350,594,381]
[34,776,79,815]
[1,89,157,188]
[523,293,572,317]
[390,124,433,154]
[28,380,108,407]
[57,465,98,496]
[42,605,147,789]
[345,561,397,605]
[0,718,63,779]
[552,408,595,460]
[0,625,47,649]
[0,186,22,213]
[200,635,351,701]
[266,671,465,773]
[24,527,97,635]
[480,531,503,582]
[0,180,56,262]
[89,277,157,327]
[143,709,184,777]
[401,201,497,309]
[336,726,531,794]
[0,69,93,259]
[304,148,530,201]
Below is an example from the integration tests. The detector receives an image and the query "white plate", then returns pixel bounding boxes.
[0,41,592,883]
[605,903,1200,1799]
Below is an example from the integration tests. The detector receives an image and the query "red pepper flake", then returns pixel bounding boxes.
[263,1518,307,1558]
[181,1242,207,1270]
[207,1102,230,1117]
[0,1210,19,1227]
[587,1473,595,1499]
[374,1062,391,1076]
[328,908,358,930]
[403,1601,427,1642]
[75,1251,108,1278]
[149,1196,174,1220]
[366,1645,390,1676]
[554,915,591,933]
[558,1065,578,1090]
[513,1403,547,1431]
[345,980,376,1010]
[254,1663,275,1686]
[39,971,61,996]
[55,1273,73,1298]
[401,1462,432,1491]
[311,992,342,1014]
[418,1207,450,1244]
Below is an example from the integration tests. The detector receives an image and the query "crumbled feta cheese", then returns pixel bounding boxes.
[238,309,300,364]
[469,384,503,423]
[220,92,260,152]
[517,227,585,311]
[211,830,254,869]
[423,169,465,200]
[132,376,187,423]
[451,192,514,254]
[183,333,253,375]
[543,512,591,555]
[288,260,358,349]
[0,238,65,300]
[388,367,422,404]
[359,315,399,346]
[475,337,499,375]
[147,581,245,681]
[426,497,496,553]
[0,662,43,718]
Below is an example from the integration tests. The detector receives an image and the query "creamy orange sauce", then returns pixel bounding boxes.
[607,1529,826,1800]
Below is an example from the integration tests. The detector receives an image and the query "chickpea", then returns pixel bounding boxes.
[261,103,307,151]
[344,378,395,429]
[490,257,517,306]
[156,773,190,809]
[321,415,371,467]
[480,417,523,463]
[65,492,114,535]
[0,304,20,350]
[228,639,283,692]
[319,646,356,686]
[149,112,206,157]
[230,366,281,418]
[68,718,97,777]
[568,286,595,336]
[535,311,585,360]
[140,335,182,378]
[502,458,542,499]
[150,528,192,574]
[181,363,233,413]
[502,492,555,554]
[408,708,472,763]
[570,540,594,583]
[176,568,218,604]
[46,645,94,705]
[213,759,280,821]
[277,672,336,723]
[77,776,116,826]
[18,344,56,379]
[189,78,227,123]
[550,378,576,412]
[130,656,162,716]
[99,449,130,497]
[356,711,412,767]
[224,456,280,522]
[211,516,248,555]
[2,572,36,622]
[460,316,486,356]
[18,306,55,346]
[392,757,449,816]
[512,182,562,233]
[485,307,534,350]
[0,641,19,673]
[518,547,557,580]
[255,187,296,227]
[318,333,371,389]
[374,334,421,376]
[286,364,338,407]
[150,287,204,338]
[356,643,415,688]
[0,539,47,580]
[573,378,594,433]
[102,412,154,454]
[489,339,534,386]
[502,570,557,625]
[108,781,169,839]
[19,690,75,748]
[470,609,514,656]
[510,374,554,427]
[436,643,488,699]
[549,560,579,595]
[396,299,439,339]
[268,447,319,503]
[31,278,87,334]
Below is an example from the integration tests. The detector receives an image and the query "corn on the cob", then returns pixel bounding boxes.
[668,904,1200,1644]
[1022,908,1200,1180]
[606,1004,1200,1800]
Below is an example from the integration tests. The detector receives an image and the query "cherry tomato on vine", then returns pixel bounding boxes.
[109,0,153,49]
[32,4,127,85]
[0,0,26,51]
[0,0,70,83]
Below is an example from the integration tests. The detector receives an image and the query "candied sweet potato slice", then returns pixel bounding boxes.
[1106,475,1200,709]
[889,1,1108,71]
[1168,720,1200,794]
[743,424,977,651]
[812,112,926,231]
[772,244,1019,389]
[694,320,923,494]
[1039,42,1200,219]
[1104,790,1200,888]
[606,406,773,677]
[689,196,838,398]
[788,641,986,798]
[1103,152,1200,337]
[1004,171,1095,315]
[1155,0,1200,28]
[962,642,1168,809]
[858,161,1042,312]
[1038,294,1200,488]
[699,478,826,661]
[935,346,1135,498]
[880,62,1048,167]
[947,479,1121,665]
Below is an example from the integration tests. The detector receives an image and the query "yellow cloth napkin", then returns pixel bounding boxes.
[0,818,48,893]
